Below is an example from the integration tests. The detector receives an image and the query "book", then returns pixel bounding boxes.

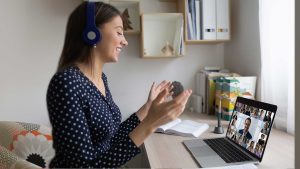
[155,119,209,138]
[206,72,240,115]
[187,12,195,40]
[195,68,221,113]
[188,0,196,39]
[204,66,221,71]
[195,0,201,40]
[215,76,257,120]
[173,15,184,56]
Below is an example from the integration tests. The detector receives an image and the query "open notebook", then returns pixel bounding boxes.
[155,119,209,137]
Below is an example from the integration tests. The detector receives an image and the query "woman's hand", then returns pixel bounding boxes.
[144,87,192,131]
[129,88,192,147]
[147,81,173,103]
[136,81,173,121]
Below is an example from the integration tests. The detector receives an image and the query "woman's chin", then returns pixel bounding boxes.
[109,56,119,63]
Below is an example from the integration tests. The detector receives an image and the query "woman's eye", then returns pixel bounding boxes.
[117,32,123,36]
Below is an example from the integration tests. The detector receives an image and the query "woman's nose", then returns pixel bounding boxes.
[121,38,128,47]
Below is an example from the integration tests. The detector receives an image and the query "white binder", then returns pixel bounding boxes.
[195,71,207,113]
[187,12,195,40]
[195,0,201,40]
[216,0,230,40]
[202,0,216,40]
[190,94,203,113]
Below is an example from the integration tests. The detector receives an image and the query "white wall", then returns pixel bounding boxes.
[0,0,224,126]
[224,0,261,100]
[0,0,82,125]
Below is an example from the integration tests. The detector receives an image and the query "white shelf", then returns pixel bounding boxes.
[141,13,185,58]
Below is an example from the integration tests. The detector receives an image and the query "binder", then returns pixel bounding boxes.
[202,0,216,40]
[196,71,206,113]
[173,16,184,56]
[196,70,212,113]
[196,69,221,113]
[188,0,196,39]
[195,0,201,40]
[187,12,194,40]
[216,0,230,40]
[190,94,203,113]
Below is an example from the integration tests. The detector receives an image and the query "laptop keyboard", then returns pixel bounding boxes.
[204,138,253,163]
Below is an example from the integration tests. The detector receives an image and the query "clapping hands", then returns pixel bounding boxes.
[147,80,174,103]
[145,84,192,130]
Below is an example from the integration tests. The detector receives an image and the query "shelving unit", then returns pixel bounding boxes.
[141,13,185,58]
[168,0,231,44]
[109,0,141,34]
[97,0,231,58]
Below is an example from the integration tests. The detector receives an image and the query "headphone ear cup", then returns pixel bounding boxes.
[82,26,101,46]
[82,2,101,46]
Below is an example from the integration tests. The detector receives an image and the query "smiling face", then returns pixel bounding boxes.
[96,16,128,63]
[244,119,251,133]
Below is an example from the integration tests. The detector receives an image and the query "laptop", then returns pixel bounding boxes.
[183,97,277,168]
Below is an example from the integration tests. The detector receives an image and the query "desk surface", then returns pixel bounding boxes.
[144,111,294,168]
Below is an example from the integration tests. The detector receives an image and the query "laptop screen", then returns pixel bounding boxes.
[226,97,277,161]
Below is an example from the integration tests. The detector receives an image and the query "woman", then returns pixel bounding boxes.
[229,114,237,138]
[254,144,262,157]
[259,109,265,120]
[46,2,192,168]
[247,141,255,152]
[261,122,269,134]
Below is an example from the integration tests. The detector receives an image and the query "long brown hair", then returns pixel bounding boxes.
[57,2,120,72]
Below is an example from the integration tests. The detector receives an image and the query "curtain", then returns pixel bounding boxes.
[259,0,295,134]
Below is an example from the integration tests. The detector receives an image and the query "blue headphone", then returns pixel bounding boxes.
[82,2,101,46]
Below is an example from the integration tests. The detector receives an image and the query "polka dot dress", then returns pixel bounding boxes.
[46,66,141,168]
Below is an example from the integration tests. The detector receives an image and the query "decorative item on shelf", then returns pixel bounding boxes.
[143,49,147,56]
[121,8,133,31]
[161,41,174,56]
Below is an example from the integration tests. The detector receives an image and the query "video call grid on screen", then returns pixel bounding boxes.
[226,97,276,161]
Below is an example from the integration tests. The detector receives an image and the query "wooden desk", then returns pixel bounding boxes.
[143,111,294,168]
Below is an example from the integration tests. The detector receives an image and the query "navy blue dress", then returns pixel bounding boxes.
[47,66,141,168]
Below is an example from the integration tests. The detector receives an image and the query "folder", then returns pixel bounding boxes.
[216,0,230,40]
[188,0,196,39]
[195,0,202,40]
[202,0,216,40]
[173,16,184,56]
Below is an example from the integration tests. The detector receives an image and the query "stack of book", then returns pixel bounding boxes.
[195,67,237,115]
[215,76,257,120]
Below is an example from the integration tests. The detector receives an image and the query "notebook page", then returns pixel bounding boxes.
[156,118,182,132]
[168,120,209,137]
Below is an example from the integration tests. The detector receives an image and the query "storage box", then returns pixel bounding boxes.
[215,76,257,121]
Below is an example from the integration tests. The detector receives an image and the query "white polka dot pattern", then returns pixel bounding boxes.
[46,66,141,168]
